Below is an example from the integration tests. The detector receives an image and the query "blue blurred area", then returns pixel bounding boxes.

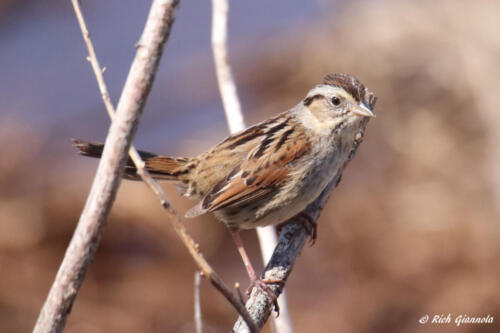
[0,0,325,154]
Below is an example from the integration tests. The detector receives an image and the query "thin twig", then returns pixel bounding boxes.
[211,0,244,133]
[66,1,258,332]
[33,1,180,332]
[194,271,203,333]
[211,0,292,332]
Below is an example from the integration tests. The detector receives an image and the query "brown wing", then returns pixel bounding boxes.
[185,116,311,217]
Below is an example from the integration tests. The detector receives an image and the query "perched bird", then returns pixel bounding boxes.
[74,73,376,293]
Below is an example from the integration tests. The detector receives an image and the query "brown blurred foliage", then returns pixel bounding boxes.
[1,0,500,332]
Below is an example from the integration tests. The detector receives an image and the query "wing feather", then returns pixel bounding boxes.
[200,130,311,213]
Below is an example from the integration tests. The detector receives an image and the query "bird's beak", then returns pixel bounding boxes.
[352,102,375,118]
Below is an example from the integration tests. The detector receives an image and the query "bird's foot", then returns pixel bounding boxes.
[247,278,284,316]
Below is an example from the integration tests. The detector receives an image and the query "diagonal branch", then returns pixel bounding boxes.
[64,1,258,332]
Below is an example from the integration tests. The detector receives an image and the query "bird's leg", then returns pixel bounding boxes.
[230,229,259,283]
[230,229,283,313]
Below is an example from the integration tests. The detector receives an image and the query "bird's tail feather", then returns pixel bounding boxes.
[72,139,190,181]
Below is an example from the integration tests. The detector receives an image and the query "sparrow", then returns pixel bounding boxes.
[74,73,376,294]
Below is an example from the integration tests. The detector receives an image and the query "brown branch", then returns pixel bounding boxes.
[74,0,257,329]
[35,0,258,332]
[158,202,258,333]
[33,1,179,332]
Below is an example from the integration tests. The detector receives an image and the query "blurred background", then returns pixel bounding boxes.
[1,0,500,332]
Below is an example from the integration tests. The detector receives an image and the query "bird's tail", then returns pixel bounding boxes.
[72,139,191,181]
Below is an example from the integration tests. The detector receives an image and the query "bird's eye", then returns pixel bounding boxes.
[331,96,341,106]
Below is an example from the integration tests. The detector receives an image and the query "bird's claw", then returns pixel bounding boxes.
[247,278,284,315]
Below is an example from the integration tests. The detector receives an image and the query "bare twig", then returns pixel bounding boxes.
[33,1,180,332]
[62,1,257,332]
[211,0,244,133]
[194,271,203,333]
[211,0,292,332]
